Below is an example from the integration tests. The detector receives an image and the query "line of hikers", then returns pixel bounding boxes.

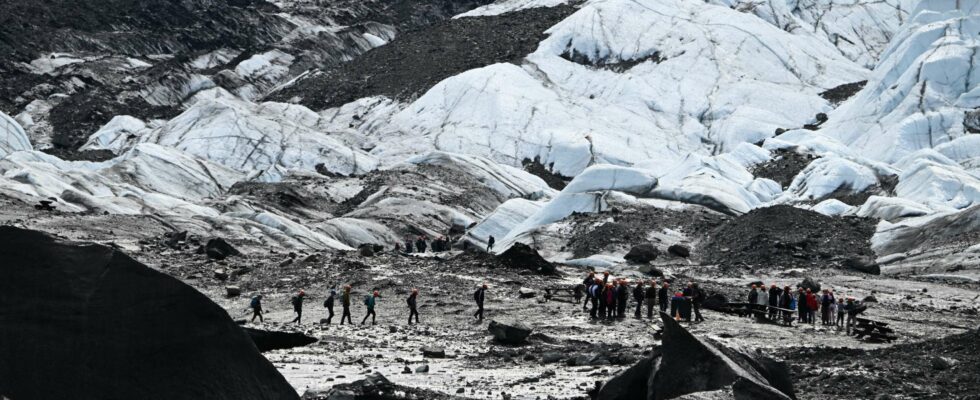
[580,271,706,323]
[247,283,491,326]
[397,235,454,254]
[745,284,865,333]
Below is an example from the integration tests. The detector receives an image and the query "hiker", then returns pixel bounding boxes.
[845,297,862,335]
[487,235,496,252]
[768,284,782,320]
[583,272,596,311]
[645,280,658,318]
[757,286,769,318]
[603,283,616,320]
[823,289,836,325]
[616,280,630,318]
[658,282,670,313]
[249,294,264,322]
[290,290,306,324]
[747,285,759,317]
[589,280,601,319]
[340,285,354,325]
[404,237,414,254]
[806,289,819,325]
[835,298,846,328]
[474,284,488,321]
[573,284,584,304]
[690,283,705,323]
[407,288,420,325]
[797,288,808,323]
[633,281,645,318]
[780,286,794,325]
[323,289,336,324]
[671,291,688,320]
[361,290,380,325]
[415,236,427,253]
[601,271,611,286]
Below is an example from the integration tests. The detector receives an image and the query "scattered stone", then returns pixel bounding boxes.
[637,264,664,277]
[403,366,412,374]
[541,352,563,364]
[225,286,242,297]
[205,238,240,260]
[863,295,878,303]
[213,269,228,281]
[668,244,691,258]
[164,231,187,249]
[624,244,660,264]
[422,346,446,358]
[358,244,375,257]
[415,365,430,373]
[518,287,537,298]
[488,320,533,345]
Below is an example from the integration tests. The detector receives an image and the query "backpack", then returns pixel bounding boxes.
[364,295,371,306]
[473,289,482,301]
[789,298,797,310]
[250,297,260,308]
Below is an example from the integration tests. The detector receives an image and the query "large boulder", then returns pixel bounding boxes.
[625,244,660,264]
[843,256,880,275]
[497,243,556,274]
[668,244,691,258]
[243,328,318,352]
[596,312,795,400]
[205,237,241,260]
[0,227,297,400]
[797,277,821,293]
[488,320,533,345]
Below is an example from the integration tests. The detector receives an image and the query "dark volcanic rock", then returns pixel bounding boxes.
[703,205,876,269]
[797,277,821,293]
[243,328,317,352]
[422,346,446,358]
[624,243,660,264]
[268,4,577,110]
[667,244,691,258]
[819,80,868,105]
[751,149,818,189]
[206,237,241,260]
[522,156,570,190]
[488,320,533,345]
[598,313,794,400]
[0,227,297,400]
[497,243,556,275]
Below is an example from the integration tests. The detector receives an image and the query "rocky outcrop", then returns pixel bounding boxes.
[205,237,241,260]
[0,227,297,400]
[497,243,556,275]
[596,312,795,400]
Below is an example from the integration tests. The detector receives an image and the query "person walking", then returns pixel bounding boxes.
[768,284,782,320]
[290,290,306,324]
[340,285,354,325]
[415,236,427,253]
[487,235,496,252]
[323,289,336,324]
[407,288,420,325]
[633,281,645,318]
[474,284,487,321]
[645,280,658,318]
[658,282,670,313]
[249,294,264,323]
[361,290,380,325]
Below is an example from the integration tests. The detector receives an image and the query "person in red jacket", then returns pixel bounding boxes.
[805,289,819,325]
[603,283,616,320]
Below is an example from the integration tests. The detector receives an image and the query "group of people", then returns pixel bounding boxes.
[247,283,490,326]
[745,284,864,333]
[398,235,454,254]
[580,271,706,323]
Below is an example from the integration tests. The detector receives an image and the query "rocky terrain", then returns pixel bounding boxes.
[1,0,979,399]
